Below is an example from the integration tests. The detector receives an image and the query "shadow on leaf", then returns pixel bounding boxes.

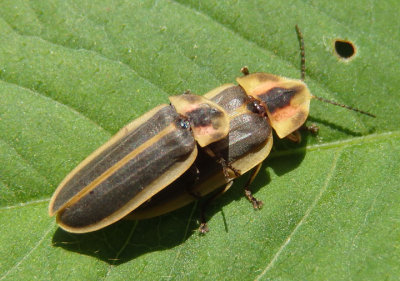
[52,205,199,264]
[307,116,374,136]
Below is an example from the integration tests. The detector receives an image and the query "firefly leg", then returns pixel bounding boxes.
[203,147,241,179]
[244,163,263,209]
[286,123,319,143]
[285,130,302,143]
[184,165,203,199]
[301,123,319,135]
[217,156,241,179]
[199,181,234,234]
[286,124,319,143]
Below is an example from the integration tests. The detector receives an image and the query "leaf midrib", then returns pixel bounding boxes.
[270,130,397,159]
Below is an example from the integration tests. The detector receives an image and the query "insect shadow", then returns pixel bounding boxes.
[307,116,376,136]
[52,206,200,264]
[52,130,312,264]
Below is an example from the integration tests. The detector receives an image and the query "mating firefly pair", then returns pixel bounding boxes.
[49,26,374,234]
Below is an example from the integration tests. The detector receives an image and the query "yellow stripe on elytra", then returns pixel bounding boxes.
[59,123,177,211]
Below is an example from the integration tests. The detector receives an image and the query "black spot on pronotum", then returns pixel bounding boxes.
[259,87,300,113]
[188,106,223,129]
[253,72,279,82]
[180,93,202,103]
[334,40,356,59]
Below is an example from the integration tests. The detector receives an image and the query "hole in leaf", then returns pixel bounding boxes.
[334,40,356,59]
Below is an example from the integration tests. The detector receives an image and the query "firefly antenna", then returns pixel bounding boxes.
[295,25,375,118]
[312,96,376,117]
[295,25,306,81]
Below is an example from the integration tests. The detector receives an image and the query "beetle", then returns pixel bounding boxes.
[127,26,375,233]
[49,26,374,233]
[48,93,230,233]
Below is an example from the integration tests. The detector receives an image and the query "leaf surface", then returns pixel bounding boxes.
[1,1,399,280]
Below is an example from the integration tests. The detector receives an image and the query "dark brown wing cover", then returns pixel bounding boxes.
[49,105,197,232]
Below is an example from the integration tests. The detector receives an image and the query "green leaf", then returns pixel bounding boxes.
[1,1,399,280]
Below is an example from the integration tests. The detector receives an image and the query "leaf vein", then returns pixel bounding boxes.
[255,148,343,280]
[0,78,109,135]
[270,131,399,159]
[0,137,54,190]
[2,7,170,98]
[167,201,198,279]
[103,221,138,280]
[0,198,49,211]
[0,221,55,281]
[351,185,381,248]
